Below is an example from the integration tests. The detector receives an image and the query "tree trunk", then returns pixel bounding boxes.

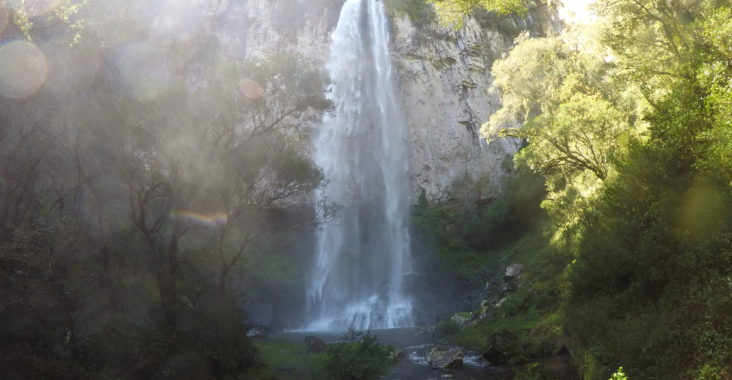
[101,244,122,313]
[218,265,229,297]
[161,225,182,331]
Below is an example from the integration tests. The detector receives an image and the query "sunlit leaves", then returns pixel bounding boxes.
[427,0,530,28]
[6,0,87,42]
[483,31,635,200]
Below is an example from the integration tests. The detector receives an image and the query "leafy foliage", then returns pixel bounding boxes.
[478,0,732,378]
[312,330,395,380]
[427,0,530,28]
[413,166,545,282]
[609,367,629,380]
[0,1,331,378]
[385,0,436,26]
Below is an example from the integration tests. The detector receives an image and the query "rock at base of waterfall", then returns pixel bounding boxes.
[504,264,525,281]
[246,327,269,338]
[450,312,476,328]
[427,347,464,369]
[388,345,405,360]
[305,336,327,353]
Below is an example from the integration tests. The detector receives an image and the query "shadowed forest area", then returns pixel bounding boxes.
[0,1,333,378]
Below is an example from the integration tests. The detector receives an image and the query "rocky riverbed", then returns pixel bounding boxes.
[262,327,514,380]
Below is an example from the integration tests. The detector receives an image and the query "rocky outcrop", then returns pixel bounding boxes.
[304,335,328,353]
[391,17,514,201]
[390,6,560,201]
[388,345,405,360]
[246,327,269,338]
[427,347,464,369]
[504,263,525,280]
[226,0,559,203]
[450,312,475,328]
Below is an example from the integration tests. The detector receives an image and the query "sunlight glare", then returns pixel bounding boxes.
[559,0,596,24]
[0,41,48,99]
[151,0,205,43]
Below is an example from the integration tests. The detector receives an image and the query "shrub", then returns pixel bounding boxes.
[385,0,435,26]
[312,330,395,380]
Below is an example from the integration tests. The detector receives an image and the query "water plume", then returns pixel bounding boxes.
[307,0,413,331]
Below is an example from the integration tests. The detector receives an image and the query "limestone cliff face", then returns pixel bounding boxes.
[227,0,559,201]
[390,9,559,200]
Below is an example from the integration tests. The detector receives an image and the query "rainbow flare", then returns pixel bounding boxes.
[170,209,228,227]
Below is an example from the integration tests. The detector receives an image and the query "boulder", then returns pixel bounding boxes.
[427,347,464,369]
[495,297,508,308]
[246,327,269,338]
[388,345,405,360]
[450,312,474,328]
[504,264,524,281]
[477,305,491,320]
[304,335,327,353]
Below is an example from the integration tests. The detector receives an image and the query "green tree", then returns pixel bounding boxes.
[482,31,642,237]
[427,0,530,27]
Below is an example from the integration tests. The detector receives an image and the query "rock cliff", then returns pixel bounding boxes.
[220,0,559,201]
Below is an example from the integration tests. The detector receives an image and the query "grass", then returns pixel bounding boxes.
[248,340,325,380]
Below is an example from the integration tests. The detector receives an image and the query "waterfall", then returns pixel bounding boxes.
[306,0,413,331]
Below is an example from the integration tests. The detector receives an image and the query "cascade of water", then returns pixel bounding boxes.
[306,0,413,331]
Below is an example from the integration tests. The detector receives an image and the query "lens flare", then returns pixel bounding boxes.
[170,210,228,227]
[6,0,58,18]
[239,78,263,99]
[0,40,48,99]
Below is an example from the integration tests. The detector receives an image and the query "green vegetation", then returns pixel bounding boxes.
[609,367,630,380]
[429,0,732,378]
[516,362,552,380]
[0,2,330,378]
[414,166,566,364]
[413,165,546,283]
[427,0,531,27]
[2,0,731,378]
[312,331,396,380]
[250,340,326,380]
[249,331,397,380]
[385,0,436,26]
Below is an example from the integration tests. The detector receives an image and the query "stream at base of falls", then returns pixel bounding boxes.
[262,328,578,379]
[267,328,515,380]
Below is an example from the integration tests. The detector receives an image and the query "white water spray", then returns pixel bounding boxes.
[307,0,413,330]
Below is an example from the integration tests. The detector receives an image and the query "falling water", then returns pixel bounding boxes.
[306,0,413,330]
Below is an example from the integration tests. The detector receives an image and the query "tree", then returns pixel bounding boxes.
[481,31,642,237]
[1,1,333,377]
[484,32,636,180]
[427,0,530,27]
